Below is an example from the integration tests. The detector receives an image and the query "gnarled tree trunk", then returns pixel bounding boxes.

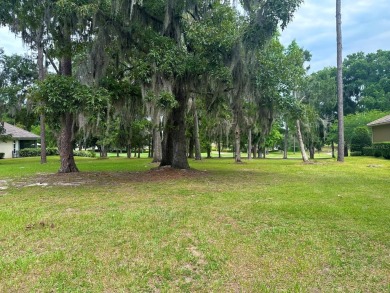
[160,82,190,169]
[58,35,79,172]
[58,113,78,173]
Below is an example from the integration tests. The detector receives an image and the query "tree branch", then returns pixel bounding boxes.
[43,49,59,74]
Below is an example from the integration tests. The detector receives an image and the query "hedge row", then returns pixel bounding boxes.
[362,142,390,159]
[73,150,96,158]
[19,148,95,158]
[19,148,59,157]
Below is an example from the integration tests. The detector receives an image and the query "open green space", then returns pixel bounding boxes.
[0,156,389,292]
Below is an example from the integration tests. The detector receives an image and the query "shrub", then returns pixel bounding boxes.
[19,148,96,158]
[384,150,390,159]
[372,142,390,159]
[73,150,96,158]
[351,126,372,153]
[0,153,4,159]
[46,147,59,156]
[19,148,41,157]
[362,147,373,156]
[19,148,59,157]
[350,151,362,156]
[376,143,390,159]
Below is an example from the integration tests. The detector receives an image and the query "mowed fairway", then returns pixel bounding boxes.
[0,156,389,292]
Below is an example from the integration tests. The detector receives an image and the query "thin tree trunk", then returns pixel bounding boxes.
[218,129,222,158]
[336,0,344,162]
[127,143,132,158]
[40,113,47,163]
[206,145,212,158]
[152,127,162,162]
[234,122,241,162]
[253,143,257,159]
[148,136,152,158]
[283,123,288,159]
[100,104,111,159]
[344,142,348,157]
[296,119,309,162]
[38,42,47,164]
[226,132,229,154]
[247,128,252,160]
[309,145,315,160]
[293,135,296,153]
[151,135,154,158]
[188,137,194,158]
[193,98,202,160]
[331,140,335,158]
[152,109,162,163]
[100,144,108,158]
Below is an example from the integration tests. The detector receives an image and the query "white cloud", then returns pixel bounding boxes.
[281,0,390,72]
[0,27,27,55]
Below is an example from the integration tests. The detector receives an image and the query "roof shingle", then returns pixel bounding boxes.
[367,114,390,127]
[2,122,40,140]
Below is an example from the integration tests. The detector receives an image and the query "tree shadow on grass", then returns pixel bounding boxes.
[10,167,208,188]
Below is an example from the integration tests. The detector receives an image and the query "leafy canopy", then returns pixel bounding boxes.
[30,74,109,128]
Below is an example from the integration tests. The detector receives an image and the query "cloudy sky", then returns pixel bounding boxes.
[1,0,390,73]
[0,26,27,55]
[281,0,390,72]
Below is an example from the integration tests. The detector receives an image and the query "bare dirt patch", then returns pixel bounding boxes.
[0,179,9,195]
[10,166,207,188]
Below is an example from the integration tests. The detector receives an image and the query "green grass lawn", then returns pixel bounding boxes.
[0,155,389,292]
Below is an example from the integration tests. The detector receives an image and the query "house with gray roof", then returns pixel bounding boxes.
[0,122,40,158]
[367,114,390,143]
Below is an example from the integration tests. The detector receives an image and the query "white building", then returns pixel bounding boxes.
[0,122,40,158]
